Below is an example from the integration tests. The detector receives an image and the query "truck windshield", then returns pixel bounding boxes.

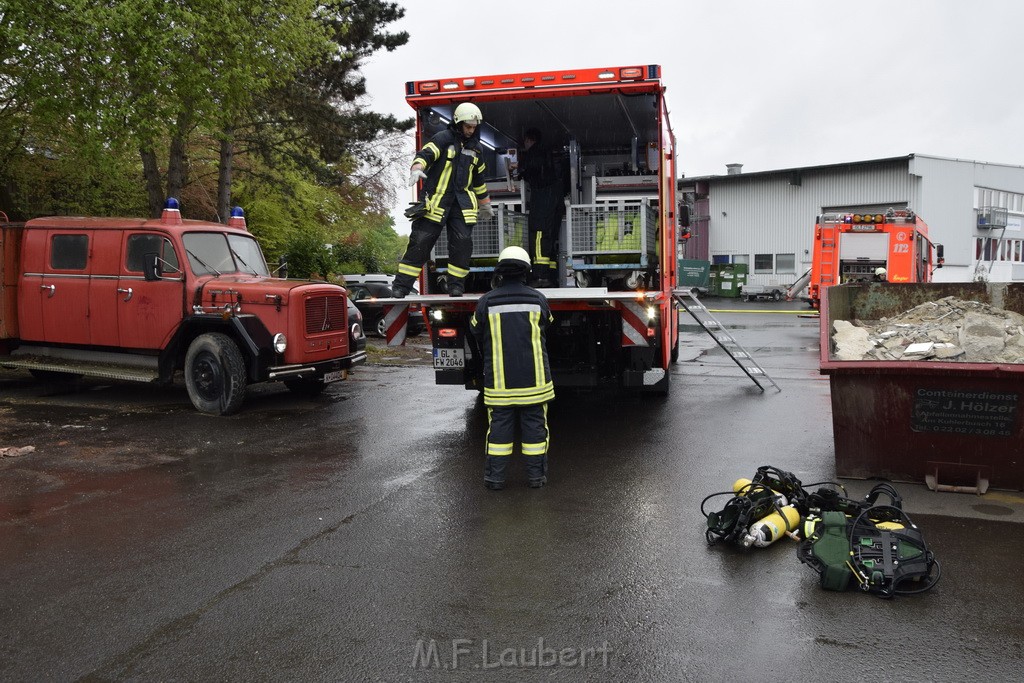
[183,232,270,277]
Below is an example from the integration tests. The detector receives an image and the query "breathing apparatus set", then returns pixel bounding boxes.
[702,465,941,598]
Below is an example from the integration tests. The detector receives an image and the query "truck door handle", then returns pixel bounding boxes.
[40,284,55,297]
[116,287,134,302]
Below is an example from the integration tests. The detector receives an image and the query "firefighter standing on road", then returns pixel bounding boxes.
[392,102,493,298]
[470,246,555,490]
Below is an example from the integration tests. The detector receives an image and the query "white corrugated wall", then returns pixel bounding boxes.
[706,160,918,287]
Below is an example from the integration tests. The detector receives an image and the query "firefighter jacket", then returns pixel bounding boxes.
[470,280,555,407]
[517,142,558,190]
[413,123,490,225]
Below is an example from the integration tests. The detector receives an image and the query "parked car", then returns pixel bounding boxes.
[347,297,367,353]
[347,281,425,338]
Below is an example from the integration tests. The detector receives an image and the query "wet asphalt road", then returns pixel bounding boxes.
[1,297,1023,682]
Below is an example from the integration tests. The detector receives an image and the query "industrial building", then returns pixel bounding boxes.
[678,154,1024,290]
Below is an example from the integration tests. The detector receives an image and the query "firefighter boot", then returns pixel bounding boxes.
[447,278,465,297]
[484,455,508,490]
[525,455,548,488]
[391,271,416,299]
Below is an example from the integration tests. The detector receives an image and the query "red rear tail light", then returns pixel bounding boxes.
[438,328,458,338]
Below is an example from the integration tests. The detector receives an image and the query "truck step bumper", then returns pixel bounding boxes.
[0,355,159,383]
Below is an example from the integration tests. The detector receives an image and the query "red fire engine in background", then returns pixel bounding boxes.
[807,208,943,309]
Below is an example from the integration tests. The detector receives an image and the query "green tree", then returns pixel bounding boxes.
[2,0,330,216]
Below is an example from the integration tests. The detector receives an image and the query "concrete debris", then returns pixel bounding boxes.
[1,445,35,457]
[833,296,1024,363]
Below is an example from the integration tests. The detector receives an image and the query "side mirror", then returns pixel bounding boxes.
[143,252,160,281]
[678,204,691,228]
[935,244,944,268]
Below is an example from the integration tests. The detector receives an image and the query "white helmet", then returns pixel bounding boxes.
[874,267,887,277]
[453,102,482,125]
[498,245,531,267]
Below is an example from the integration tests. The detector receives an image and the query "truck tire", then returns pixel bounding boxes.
[284,377,326,397]
[185,333,247,415]
[773,290,783,301]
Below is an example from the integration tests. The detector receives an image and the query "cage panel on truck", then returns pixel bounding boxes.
[567,200,658,271]
[432,206,529,270]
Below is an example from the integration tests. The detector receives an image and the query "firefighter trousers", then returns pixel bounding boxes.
[527,185,562,283]
[394,211,473,292]
[484,403,549,485]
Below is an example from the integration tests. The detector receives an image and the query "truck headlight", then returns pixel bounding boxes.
[273,333,287,353]
[646,306,657,321]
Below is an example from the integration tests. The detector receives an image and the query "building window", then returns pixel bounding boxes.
[733,253,750,266]
[754,253,773,273]
[776,253,795,274]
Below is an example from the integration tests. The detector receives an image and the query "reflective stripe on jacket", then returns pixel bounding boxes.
[413,125,489,224]
[470,281,554,406]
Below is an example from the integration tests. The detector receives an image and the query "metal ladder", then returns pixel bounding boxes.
[673,289,780,392]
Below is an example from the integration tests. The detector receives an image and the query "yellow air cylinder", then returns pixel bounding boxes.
[733,478,753,494]
[743,505,802,548]
[733,478,788,506]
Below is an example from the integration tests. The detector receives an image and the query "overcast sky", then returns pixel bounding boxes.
[361,0,1024,231]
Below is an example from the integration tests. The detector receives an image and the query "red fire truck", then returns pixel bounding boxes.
[807,208,943,309]
[385,64,681,394]
[1,202,366,414]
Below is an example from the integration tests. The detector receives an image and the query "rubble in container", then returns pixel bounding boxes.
[832,296,1024,363]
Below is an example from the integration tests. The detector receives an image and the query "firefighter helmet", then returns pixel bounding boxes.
[498,246,531,267]
[453,102,483,125]
[874,267,887,277]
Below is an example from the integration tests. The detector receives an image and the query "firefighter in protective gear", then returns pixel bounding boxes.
[873,266,887,282]
[513,128,565,287]
[470,246,555,489]
[393,101,492,298]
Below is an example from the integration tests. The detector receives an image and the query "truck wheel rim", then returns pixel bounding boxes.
[192,353,223,401]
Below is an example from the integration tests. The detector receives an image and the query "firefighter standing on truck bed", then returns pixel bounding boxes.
[392,102,493,299]
[470,246,555,490]
[511,128,564,287]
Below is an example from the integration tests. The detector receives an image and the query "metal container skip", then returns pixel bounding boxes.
[820,282,1024,491]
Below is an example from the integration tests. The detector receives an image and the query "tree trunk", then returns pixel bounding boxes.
[166,132,187,205]
[217,126,234,223]
[140,148,164,218]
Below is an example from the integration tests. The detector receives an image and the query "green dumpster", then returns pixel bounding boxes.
[710,263,748,298]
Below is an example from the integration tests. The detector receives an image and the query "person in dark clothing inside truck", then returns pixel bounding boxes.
[512,128,565,288]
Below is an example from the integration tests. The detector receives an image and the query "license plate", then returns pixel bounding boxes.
[433,347,465,369]
[323,370,344,384]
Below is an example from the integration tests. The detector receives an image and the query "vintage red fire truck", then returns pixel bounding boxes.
[0,201,366,414]
[808,208,943,309]
[385,64,681,394]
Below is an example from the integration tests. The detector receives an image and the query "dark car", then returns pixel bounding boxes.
[347,297,367,353]
[347,282,425,338]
